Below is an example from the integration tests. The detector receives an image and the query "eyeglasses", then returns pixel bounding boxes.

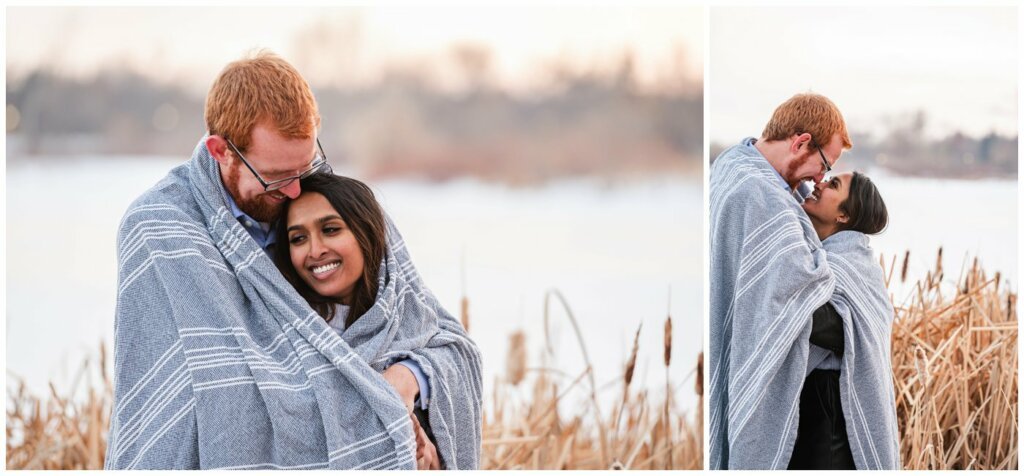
[225,137,332,191]
[811,140,832,175]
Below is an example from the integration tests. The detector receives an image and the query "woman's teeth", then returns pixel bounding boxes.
[312,262,340,275]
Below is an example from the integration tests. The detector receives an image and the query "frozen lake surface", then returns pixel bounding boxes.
[7,157,705,412]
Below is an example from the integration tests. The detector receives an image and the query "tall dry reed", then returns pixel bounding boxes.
[6,345,112,469]
[885,249,1017,470]
[480,289,703,470]
[6,251,1016,470]
[6,290,703,470]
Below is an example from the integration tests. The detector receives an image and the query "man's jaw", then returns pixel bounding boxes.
[237,193,288,223]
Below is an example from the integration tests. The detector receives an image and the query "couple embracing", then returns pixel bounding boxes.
[105,52,482,470]
[709,93,900,470]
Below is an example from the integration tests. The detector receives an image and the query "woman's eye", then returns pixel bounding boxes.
[289,235,306,245]
[830,178,839,188]
[323,226,342,234]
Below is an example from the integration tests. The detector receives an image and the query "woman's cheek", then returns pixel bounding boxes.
[290,244,305,271]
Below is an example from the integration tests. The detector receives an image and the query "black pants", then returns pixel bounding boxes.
[787,369,856,470]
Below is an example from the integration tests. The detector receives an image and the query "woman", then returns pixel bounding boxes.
[789,171,901,470]
[274,173,482,470]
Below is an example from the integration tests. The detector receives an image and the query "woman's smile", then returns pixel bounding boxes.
[309,260,342,279]
[806,186,821,202]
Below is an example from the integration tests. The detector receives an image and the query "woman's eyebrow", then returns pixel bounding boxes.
[287,214,342,232]
[317,214,343,224]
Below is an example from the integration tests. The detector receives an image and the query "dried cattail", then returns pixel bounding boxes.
[623,324,642,390]
[914,346,930,386]
[460,246,469,332]
[663,316,672,368]
[460,296,470,333]
[507,331,527,386]
[901,250,910,283]
[695,351,703,397]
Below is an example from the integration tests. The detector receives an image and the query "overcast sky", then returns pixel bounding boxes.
[710,6,1017,143]
[7,6,704,95]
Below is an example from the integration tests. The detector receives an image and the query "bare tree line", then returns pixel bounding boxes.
[7,43,702,184]
[710,111,1017,179]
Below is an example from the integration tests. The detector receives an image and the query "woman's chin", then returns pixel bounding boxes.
[307,281,354,303]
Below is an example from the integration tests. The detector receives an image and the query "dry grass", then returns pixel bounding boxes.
[6,344,112,470]
[6,250,1016,470]
[884,249,1018,470]
[479,289,703,470]
[5,291,703,470]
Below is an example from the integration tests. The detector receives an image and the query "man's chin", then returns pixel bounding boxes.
[239,199,283,223]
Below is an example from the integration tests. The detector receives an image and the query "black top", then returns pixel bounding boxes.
[809,302,844,357]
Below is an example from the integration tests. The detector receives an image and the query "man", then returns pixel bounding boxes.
[708,93,851,469]
[106,52,481,469]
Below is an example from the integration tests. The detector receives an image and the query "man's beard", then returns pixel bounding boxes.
[225,161,284,223]
[783,152,816,189]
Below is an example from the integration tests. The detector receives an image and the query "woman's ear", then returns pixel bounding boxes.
[836,214,849,224]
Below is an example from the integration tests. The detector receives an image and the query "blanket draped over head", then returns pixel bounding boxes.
[708,138,835,469]
[106,139,483,470]
[816,231,901,469]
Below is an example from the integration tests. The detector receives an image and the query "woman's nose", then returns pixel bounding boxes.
[309,235,328,257]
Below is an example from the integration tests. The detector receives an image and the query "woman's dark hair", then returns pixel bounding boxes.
[838,171,888,235]
[274,173,387,329]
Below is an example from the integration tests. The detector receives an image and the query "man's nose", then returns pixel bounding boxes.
[813,172,826,183]
[280,180,302,199]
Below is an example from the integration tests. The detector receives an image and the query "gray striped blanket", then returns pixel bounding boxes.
[709,139,835,469]
[819,231,901,469]
[106,139,482,469]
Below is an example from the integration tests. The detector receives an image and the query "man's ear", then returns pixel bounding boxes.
[790,133,812,156]
[206,135,231,165]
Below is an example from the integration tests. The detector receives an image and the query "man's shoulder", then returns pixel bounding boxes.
[711,140,760,167]
[713,163,791,209]
[711,142,777,186]
[119,162,201,230]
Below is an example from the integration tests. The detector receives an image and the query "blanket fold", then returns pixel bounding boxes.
[106,138,482,469]
[709,139,835,469]
[822,231,901,469]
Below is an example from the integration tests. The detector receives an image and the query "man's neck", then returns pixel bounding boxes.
[754,138,789,181]
[753,137,798,190]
